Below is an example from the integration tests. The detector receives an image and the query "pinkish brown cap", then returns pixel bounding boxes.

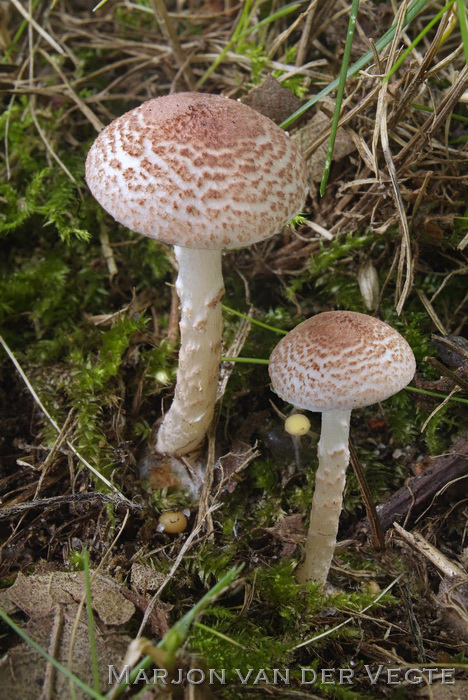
[85,92,308,250]
[269,311,416,412]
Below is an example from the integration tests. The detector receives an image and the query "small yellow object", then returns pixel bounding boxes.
[158,511,188,534]
[364,580,381,595]
[284,414,311,436]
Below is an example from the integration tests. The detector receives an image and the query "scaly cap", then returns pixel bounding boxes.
[269,311,416,412]
[85,92,308,249]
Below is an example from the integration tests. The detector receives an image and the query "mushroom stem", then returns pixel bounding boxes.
[296,409,351,585]
[156,246,224,456]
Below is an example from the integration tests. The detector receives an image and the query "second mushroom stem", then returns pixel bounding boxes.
[156,246,224,456]
[296,409,351,586]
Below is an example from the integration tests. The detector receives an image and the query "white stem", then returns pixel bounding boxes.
[296,409,351,586]
[156,247,224,456]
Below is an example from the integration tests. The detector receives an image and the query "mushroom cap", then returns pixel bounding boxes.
[269,311,416,412]
[284,413,311,436]
[85,92,308,250]
[158,511,188,534]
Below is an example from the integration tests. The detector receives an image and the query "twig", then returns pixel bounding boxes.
[40,604,64,700]
[0,492,143,519]
[99,225,118,279]
[38,48,104,131]
[424,356,468,392]
[420,386,461,433]
[149,0,195,90]
[29,98,79,185]
[388,4,453,127]
[416,289,447,335]
[349,440,385,547]
[355,437,468,533]
[393,522,467,578]
[295,0,320,67]
[303,83,382,159]
[34,411,77,499]
[379,90,414,313]
[9,0,66,56]
[395,64,468,167]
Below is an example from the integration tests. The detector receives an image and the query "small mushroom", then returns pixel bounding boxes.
[269,311,416,586]
[157,510,188,534]
[284,413,311,436]
[86,93,308,456]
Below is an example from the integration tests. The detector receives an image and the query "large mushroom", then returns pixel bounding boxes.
[268,311,416,586]
[86,92,308,456]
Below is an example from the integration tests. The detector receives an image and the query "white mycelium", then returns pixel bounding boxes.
[86,92,308,455]
[269,311,416,585]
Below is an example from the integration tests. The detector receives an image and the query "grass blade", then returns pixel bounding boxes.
[197,1,300,89]
[222,304,288,334]
[320,0,360,196]
[0,607,104,699]
[106,564,244,698]
[196,0,253,88]
[280,0,431,129]
[457,0,468,63]
[222,356,270,364]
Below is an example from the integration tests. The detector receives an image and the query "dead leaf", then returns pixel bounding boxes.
[265,514,305,556]
[218,442,260,494]
[0,604,131,699]
[241,75,302,125]
[265,514,305,543]
[131,562,166,592]
[0,570,135,625]
[293,110,355,185]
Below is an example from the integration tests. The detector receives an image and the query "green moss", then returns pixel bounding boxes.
[190,610,292,677]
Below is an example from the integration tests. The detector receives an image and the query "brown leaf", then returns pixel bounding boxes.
[218,442,260,494]
[241,75,302,125]
[0,605,131,699]
[264,513,305,544]
[0,570,135,625]
[131,562,166,592]
[293,110,355,185]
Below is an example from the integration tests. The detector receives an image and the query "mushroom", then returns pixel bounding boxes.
[86,92,308,456]
[284,413,311,436]
[157,510,188,534]
[268,311,416,586]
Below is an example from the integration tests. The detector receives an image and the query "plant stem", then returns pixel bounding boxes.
[457,0,468,64]
[156,247,224,455]
[320,0,360,196]
[297,409,351,586]
[405,385,468,404]
[222,304,288,335]
[222,356,269,364]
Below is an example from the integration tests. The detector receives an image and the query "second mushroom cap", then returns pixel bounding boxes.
[269,311,416,412]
